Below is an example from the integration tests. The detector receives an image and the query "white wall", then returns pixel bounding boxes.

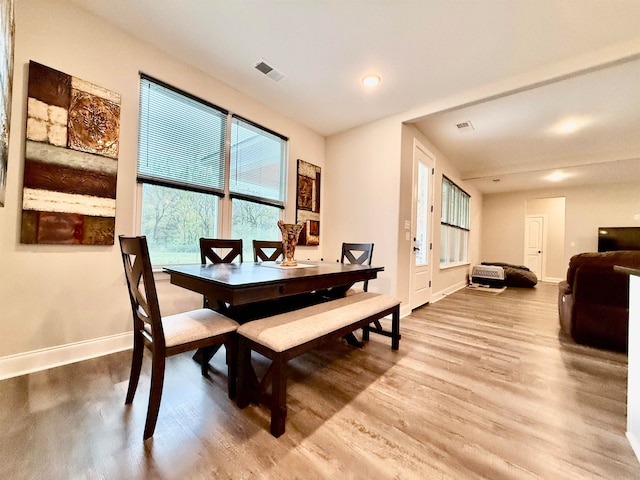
[323,116,402,296]
[482,182,640,276]
[0,0,324,374]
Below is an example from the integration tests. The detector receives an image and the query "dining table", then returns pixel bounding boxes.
[163,260,384,310]
[163,260,385,361]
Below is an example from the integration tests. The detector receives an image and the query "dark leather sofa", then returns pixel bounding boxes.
[558,250,640,352]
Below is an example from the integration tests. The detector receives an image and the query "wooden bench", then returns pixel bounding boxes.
[236,292,401,437]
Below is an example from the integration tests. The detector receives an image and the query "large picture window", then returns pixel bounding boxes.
[230,116,286,259]
[440,175,470,266]
[137,76,287,265]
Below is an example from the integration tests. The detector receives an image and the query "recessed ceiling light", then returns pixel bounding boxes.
[559,122,579,133]
[546,171,569,182]
[362,74,380,87]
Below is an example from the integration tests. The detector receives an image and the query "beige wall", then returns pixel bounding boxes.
[0,0,325,361]
[482,182,640,277]
[323,118,484,314]
[323,116,403,296]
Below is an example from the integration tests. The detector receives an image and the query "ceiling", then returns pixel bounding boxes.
[67,0,640,193]
[412,58,640,193]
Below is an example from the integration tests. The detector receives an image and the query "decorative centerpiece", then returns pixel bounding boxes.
[278,220,305,266]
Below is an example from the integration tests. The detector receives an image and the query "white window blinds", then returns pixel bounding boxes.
[137,76,227,195]
[230,115,287,208]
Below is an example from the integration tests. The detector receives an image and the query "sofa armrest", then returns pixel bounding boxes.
[573,266,629,307]
[558,280,571,296]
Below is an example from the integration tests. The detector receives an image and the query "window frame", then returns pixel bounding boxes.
[439,175,471,268]
[229,114,288,209]
[137,74,228,197]
[135,75,288,267]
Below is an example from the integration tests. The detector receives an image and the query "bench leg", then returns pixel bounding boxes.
[362,325,370,342]
[236,337,251,409]
[391,307,400,350]
[270,354,287,437]
[361,306,401,350]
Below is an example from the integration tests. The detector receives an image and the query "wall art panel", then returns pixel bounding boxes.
[296,159,320,246]
[21,61,120,244]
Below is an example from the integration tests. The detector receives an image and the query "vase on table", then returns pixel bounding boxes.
[278,220,305,266]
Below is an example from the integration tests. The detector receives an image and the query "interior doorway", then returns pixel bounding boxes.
[524,215,545,279]
[410,140,435,309]
[525,197,566,282]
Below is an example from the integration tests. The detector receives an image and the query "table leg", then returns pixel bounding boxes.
[344,332,363,348]
[192,344,222,365]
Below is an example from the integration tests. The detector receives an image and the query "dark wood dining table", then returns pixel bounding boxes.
[163,261,384,311]
[163,261,385,360]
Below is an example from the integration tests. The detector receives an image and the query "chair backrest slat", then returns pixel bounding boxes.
[253,240,284,262]
[119,236,165,346]
[341,242,374,292]
[200,238,243,264]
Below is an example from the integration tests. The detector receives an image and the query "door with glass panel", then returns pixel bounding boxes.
[410,142,435,309]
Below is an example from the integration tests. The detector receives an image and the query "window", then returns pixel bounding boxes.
[230,116,287,259]
[137,76,287,265]
[440,175,470,266]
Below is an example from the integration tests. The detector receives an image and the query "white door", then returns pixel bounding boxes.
[524,215,545,279]
[410,142,435,309]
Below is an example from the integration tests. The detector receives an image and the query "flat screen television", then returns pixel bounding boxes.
[598,227,640,252]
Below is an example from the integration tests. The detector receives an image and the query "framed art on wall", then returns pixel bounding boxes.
[20,61,121,245]
[296,159,320,246]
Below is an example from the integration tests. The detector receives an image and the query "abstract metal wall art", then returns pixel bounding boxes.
[296,159,320,246]
[21,61,121,244]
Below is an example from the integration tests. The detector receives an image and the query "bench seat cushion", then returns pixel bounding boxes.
[237,292,399,353]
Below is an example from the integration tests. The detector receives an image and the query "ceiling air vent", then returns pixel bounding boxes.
[255,60,286,82]
[456,121,474,131]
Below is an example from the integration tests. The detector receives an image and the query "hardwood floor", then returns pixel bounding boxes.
[1,282,638,479]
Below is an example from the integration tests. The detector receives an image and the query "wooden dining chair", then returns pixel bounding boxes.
[341,242,380,332]
[199,238,243,309]
[199,238,243,264]
[253,240,283,262]
[341,242,375,293]
[119,235,239,440]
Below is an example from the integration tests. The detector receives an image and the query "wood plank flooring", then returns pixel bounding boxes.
[1,282,639,479]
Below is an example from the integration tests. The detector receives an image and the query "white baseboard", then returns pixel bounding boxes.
[0,332,132,381]
[542,276,563,283]
[400,304,412,318]
[399,281,466,316]
[431,281,468,304]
